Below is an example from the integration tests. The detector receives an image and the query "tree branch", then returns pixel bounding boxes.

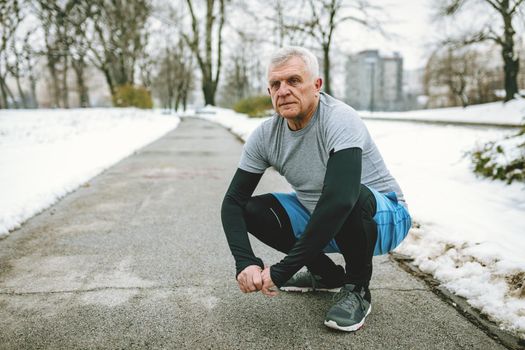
[509,0,524,14]
[214,0,225,86]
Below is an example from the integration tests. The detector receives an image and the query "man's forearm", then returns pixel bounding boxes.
[221,168,264,276]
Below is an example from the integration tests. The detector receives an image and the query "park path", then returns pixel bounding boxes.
[0,117,505,349]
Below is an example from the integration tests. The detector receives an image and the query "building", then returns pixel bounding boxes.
[345,50,404,111]
[403,67,426,110]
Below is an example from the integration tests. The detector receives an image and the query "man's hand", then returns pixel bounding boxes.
[261,266,278,297]
[237,265,263,293]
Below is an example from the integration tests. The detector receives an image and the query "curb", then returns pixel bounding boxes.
[390,252,525,350]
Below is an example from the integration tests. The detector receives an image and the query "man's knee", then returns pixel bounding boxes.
[352,185,377,219]
[244,195,271,219]
[244,194,281,230]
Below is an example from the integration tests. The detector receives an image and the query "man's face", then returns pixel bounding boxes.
[267,56,322,120]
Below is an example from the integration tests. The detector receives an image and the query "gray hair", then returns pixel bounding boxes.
[267,46,320,81]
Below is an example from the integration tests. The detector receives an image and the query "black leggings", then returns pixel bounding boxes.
[244,185,378,287]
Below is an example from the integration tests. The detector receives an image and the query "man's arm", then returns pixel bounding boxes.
[269,147,362,287]
[221,168,264,277]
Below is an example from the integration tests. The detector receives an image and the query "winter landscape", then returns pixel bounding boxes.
[1,0,525,348]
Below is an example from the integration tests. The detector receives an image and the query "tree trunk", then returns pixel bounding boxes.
[323,44,331,95]
[47,59,61,108]
[29,73,38,108]
[175,93,181,111]
[182,91,188,111]
[72,60,90,107]
[501,33,519,101]
[0,77,18,108]
[101,65,115,99]
[502,52,519,101]
[61,55,70,108]
[9,47,28,108]
[0,76,9,108]
[14,74,27,108]
[202,80,215,106]
[501,2,520,101]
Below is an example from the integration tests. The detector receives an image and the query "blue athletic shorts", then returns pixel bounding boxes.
[271,187,412,255]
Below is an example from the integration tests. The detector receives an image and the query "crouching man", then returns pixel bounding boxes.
[221,46,412,331]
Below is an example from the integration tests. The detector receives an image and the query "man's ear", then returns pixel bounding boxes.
[315,78,323,91]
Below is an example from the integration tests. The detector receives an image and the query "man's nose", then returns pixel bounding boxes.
[276,82,291,96]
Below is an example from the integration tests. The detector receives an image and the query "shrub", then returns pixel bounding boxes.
[233,95,273,117]
[112,84,153,109]
[470,129,525,184]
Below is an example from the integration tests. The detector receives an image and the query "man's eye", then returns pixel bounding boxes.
[271,82,280,89]
[289,78,299,85]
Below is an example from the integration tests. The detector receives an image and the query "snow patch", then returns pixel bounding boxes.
[0,108,180,237]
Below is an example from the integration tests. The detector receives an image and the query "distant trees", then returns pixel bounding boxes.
[34,0,80,108]
[218,29,266,107]
[0,0,152,109]
[152,40,194,111]
[438,0,525,102]
[424,46,500,107]
[4,0,524,110]
[86,0,151,101]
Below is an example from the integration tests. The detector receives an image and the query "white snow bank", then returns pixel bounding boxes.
[190,103,525,338]
[360,97,525,126]
[0,108,180,237]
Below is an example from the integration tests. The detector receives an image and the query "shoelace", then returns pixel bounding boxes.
[294,270,320,291]
[332,287,361,309]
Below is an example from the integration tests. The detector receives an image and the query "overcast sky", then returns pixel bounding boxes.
[339,0,436,70]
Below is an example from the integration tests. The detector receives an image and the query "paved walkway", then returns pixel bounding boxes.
[0,118,505,349]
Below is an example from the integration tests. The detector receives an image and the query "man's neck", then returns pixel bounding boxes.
[287,98,319,131]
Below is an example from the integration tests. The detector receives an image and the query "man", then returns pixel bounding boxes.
[221,46,411,332]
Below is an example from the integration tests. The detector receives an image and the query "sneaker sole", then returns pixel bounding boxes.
[324,304,371,332]
[280,286,341,293]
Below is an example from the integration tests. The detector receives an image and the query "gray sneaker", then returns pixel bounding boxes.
[324,284,371,331]
[280,270,342,293]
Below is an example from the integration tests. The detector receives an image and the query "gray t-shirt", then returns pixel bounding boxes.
[239,92,405,214]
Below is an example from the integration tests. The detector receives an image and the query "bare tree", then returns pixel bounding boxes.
[7,37,29,108]
[283,0,382,95]
[218,30,266,106]
[68,2,91,107]
[439,0,524,102]
[152,39,194,111]
[219,53,250,107]
[183,0,226,106]
[87,0,151,99]
[267,0,310,47]
[35,0,78,108]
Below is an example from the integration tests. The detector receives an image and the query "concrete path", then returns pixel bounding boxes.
[0,118,506,349]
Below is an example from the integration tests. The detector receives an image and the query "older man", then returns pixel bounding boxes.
[221,46,411,331]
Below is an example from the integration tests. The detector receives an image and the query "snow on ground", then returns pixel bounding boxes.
[191,104,525,338]
[360,96,525,126]
[0,108,180,237]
